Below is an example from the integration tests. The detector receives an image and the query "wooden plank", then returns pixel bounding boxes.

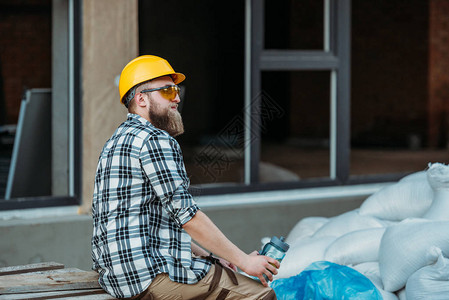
[28,268,84,275]
[0,269,101,294]
[0,262,65,276]
[0,289,116,300]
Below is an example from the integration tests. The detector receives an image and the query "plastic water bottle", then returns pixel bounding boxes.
[260,236,290,282]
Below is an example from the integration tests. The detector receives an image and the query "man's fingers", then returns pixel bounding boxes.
[259,274,269,287]
[266,256,280,269]
[260,256,279,284]
[265,262,278,276]
[265,269,274,281]
[262,256,280,275]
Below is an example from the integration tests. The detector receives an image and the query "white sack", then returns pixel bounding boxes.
[426,162,449,189]
[396,289,407,300]
[379,218,449,292]
[351,262,382,284]
[351,262,398,300]
[324,228,386,265]
[351,262,384,288]
[399,170,427,182]
[359,180,433,221]
[275,236,336,279]
[286,217,328,244]
[375,284,399,300]
[406,248,449,300]
[313,210,386,238]
[423,190,449,220]
[423,163,449,220]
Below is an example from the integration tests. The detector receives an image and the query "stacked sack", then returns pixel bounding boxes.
[274,163,449,299]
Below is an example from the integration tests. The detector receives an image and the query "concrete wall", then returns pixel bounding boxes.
[0,188,371,270]
[81,0,139,213]
[203,196,366,254]
[0,213,92,269]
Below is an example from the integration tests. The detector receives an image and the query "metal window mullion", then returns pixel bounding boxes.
[260,50,339,70]
[324,0,330,52]
[328,0,337,180]
[330,70,337,179]
[73,0,82,200]
[335,0,351,183]
[328,0,337,54]
[244,0,252,185]
[68,0,75,197]
[248,0,264,184]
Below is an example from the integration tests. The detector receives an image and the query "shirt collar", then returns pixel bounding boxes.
[127,113,153,127]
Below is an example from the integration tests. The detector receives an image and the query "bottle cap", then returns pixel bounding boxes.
[270,236,290,252]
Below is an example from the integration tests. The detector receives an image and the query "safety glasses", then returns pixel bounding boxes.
[140,85,180,101]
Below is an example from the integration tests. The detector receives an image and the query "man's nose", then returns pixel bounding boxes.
[171,94,181,103]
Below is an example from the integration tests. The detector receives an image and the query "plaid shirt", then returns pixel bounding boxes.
[92,113,211,299]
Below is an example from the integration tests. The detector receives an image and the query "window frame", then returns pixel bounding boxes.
[190,0,410,196]
[0,0,82,211]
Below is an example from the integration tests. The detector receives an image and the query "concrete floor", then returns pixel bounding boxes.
[184,145,448,184]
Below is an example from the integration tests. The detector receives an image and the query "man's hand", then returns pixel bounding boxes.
[183,211,280,286]
[240,251,280,287]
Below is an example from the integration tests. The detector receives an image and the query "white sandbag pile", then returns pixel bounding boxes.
[406,249,449,299]
[312,210,388,238]
[423,163,449,220]
[359,173,433,221]
[324,227,386,265]
[378,218,449,291]
[286,216,328,244]
[276,236,336,279]
[351,262,398,300]
[277,163,449,299]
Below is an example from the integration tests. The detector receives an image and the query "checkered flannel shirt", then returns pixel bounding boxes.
[92,113,211,299]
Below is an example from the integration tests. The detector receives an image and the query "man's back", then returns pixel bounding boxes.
[91,113,210,299]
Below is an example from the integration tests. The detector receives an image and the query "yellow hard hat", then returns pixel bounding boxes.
[118,55,186,104]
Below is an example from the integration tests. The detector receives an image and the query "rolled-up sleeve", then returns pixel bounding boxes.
[140,133,198,227]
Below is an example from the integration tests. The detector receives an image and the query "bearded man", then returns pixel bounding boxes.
[91,55,279,300]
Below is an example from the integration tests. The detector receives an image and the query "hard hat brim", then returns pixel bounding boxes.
[171,72,186,85]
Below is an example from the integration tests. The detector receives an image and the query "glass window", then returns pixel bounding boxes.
[139,0,342,191]
[260,71,331,181]
[137,0,449,195]
[265,0,325,50]
[139,0,246,187]
[0,0,80,209]
[350,0,448,177]
[0,1,52,199]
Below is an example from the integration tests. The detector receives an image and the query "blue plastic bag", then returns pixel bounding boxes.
[271,261,382,300]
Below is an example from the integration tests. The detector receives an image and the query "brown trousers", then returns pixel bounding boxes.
[129,258,276,300]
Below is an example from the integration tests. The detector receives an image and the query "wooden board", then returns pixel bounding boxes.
[0,288,115,300]
[0,262,116,299]
[0,269,101,294]
[0,262,65,276]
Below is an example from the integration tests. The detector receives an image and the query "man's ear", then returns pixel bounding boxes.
[135,92,148,108]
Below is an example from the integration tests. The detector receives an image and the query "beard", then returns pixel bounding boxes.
[148,98,185,137]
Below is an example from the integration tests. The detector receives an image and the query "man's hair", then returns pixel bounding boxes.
[125,81,153,113]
